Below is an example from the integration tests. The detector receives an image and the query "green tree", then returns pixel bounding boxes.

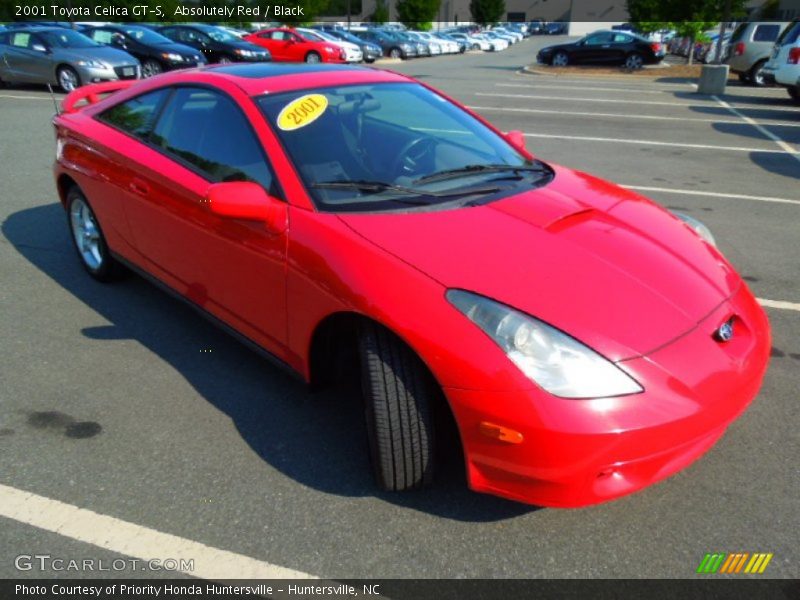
[625,0,747,64]
[470,0,505,27]
[396,0,440,30]
[369,0,390,23]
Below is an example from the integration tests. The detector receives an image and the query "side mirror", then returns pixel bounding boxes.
[205,182,287,234]
[32,44,49,53]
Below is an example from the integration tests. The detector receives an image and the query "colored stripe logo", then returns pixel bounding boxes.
[697,553,773,574]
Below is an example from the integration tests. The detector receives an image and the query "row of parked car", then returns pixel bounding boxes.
[0,21,533,92]
[666,19,800,101]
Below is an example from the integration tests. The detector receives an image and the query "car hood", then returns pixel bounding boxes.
[337,165,741,360]
[57,46,137,65]
[151,41,202,57]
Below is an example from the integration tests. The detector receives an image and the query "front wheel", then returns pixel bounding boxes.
[141,59,163,78]
[218,56,233,64]
[624,52,644,70]
[305,51,321,64]
[358,322,435,491]
[552,51,568,66]
[789,87,800,103]
[66,187,121,282]
[57,66,80,92]
[389,47,401,59]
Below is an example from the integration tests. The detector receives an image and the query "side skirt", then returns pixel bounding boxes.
[112,252,305,383]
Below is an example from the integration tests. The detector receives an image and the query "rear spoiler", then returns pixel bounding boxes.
[62,80,137,114]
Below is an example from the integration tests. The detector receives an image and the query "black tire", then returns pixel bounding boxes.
[57,65,80,92]
[305,51,321,64]
[747,60,767,87]
[737,72,750,83]
[788,87,800,103]
[358,321,434,491]
[552,51,568,66]
[141,59,163,78]
[217,56,234,64]
[65,186,121,282]
[365,58,375,64]
[389,47,402,59]
[471,43,480,50]
[624,52,644,70]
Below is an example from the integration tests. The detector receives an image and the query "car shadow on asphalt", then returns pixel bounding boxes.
[2,203,538,523]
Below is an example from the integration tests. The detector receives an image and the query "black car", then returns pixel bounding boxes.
[544,22,568,35]
[158,24,270,64]
[85,25,205,77]
[352,29,417,59]
[311,25,383,63]
[537,30,663,69]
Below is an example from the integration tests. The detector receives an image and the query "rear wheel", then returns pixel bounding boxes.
[624,52,644,70]
[358,321,435,491]
[737,72,750,83]
[552,51,568,66]
[57,66,80,92]
[66,187,121,282]
[305,51,321,64]
[141,59,163,78]
[471,43,480,50]
[748,60,767,86]
[788,87,800,103]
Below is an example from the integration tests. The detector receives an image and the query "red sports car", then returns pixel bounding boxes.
[244,28,346,63]
[53,64,770,507]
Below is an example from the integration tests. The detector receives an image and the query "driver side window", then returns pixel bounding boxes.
[151,87,276,194]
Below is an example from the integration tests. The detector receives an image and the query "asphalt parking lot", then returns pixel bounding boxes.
[1,36,798,580]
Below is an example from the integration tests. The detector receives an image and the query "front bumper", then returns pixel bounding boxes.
[77,63,139,84]
[445,284,770,508]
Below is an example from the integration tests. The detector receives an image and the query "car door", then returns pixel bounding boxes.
[610,33,635,63]
[268,31,297,61]
[579,32,615,63]
[120,86,289,349]
[5,31,51,81]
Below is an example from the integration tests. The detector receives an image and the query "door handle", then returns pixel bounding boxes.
[129,179,150,196]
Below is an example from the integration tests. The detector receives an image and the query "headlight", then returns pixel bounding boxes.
[447,290,643,398]
[234,49,254,57]
[672,212,716,246]
[161,52,184,62]
[324,46,335,53]
[76,60,107,69]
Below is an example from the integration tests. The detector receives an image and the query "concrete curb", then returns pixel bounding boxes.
[374,58,403,65]
[519,63,678,81]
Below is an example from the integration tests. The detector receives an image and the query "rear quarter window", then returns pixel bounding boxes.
[98,89,169,140]
[777,21,800,45]
[753,24,781,42]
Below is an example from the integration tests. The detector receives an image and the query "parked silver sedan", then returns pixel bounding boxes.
[0,26,140,92]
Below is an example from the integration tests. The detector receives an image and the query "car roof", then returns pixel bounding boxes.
[149,62,411,96]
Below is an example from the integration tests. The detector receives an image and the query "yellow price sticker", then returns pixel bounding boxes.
[276,94,329,131]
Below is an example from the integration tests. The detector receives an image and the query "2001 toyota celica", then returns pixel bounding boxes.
[54,63,770,507]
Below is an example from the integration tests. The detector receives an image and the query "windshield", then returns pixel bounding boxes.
[298,29,327,42]
[258,83,552,213]
[201,26,238,43]
[123,26,172,45]
[41,29,99,48]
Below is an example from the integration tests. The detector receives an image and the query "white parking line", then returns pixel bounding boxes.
[467,104,800,127]
[758,298,800,312]
[622,185,800,206]
[0,483,316,580]
[0,94,57,101]
[476,92,800,112]
[522,132,787,154]
[712,95,800,163]
[496,82,671,95]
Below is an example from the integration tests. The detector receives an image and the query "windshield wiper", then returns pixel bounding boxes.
[311,179,506,203]
[413,163,550,185]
